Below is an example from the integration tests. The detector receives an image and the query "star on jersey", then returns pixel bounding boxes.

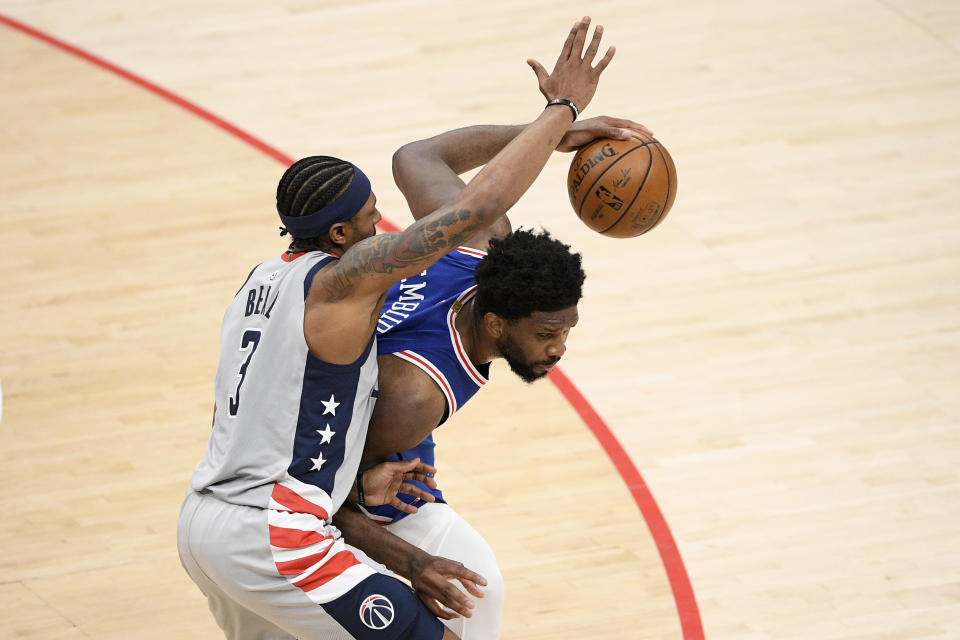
[316,424,336,445]
[310,453,327,471]
[321,394,340,416]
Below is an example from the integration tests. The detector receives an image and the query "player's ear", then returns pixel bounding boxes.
[328,222,349,247]
[484,312,506,338]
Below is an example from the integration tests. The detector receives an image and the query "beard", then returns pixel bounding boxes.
[496,332,560,384]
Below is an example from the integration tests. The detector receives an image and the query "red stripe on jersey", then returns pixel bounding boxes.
[456,246,487,258]
[292,550,360,591]
[271,483,330,521]
[398,350,458,413]
[275,549,333,576]
[269,525,332,549]
[447,287,487,387]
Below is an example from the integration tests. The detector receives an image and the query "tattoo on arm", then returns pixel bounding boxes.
[320,207,482,302]
[319,267,356,302]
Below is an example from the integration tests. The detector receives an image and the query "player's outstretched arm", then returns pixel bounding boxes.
[332,503,487,620]
[391,116,653,251]
[317,17,614,300]
[393,116,654,222]
[392,124,526,223]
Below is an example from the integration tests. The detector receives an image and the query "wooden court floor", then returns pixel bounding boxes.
[2,2,959,639]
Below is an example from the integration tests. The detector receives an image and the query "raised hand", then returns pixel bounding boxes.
[556,115,655,152]
[527,17,616,117]
[359,458,438,513]
[410,554,488,620]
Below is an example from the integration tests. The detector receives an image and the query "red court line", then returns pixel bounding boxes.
[1,13,704,640]
[0,14,292,167]
[548,368,703,640]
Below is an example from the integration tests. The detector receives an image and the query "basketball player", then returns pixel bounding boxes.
[177,17,616,640]
[330,115,650,639]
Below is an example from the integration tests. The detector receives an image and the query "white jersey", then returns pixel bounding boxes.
[190,251,378,521]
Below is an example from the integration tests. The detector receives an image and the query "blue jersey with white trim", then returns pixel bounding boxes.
[368,248,490,523]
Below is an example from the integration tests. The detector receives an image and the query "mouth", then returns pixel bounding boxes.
[538,360,560,372]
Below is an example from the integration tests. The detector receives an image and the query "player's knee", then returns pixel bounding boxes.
[482,562,504,609]
[466,561,504,640]
[461,537,504,617]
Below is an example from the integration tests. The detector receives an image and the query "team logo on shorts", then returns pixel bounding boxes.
[359,594,394,630]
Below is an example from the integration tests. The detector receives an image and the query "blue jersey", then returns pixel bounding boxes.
[366,247,491,524]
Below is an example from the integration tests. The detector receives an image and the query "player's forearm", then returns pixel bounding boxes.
[394,124,527,178]
[333,502,427,579]
[331,109,571,292]
[392,124,530,223]
[453,106,573,216]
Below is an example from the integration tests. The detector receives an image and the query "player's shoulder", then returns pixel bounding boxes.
[376,353,446,413]
[457,216,510,253]
[304,247,382,309]
[379,353,439,389]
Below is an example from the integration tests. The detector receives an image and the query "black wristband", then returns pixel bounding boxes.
[356,471,365,506]
[546,98,579,121]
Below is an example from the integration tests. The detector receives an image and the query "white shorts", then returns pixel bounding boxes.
[386,503,504,640]
[177,490,444,640]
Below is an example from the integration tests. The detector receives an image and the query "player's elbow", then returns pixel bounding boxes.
[391,142,431,191]
[390,144,411,179]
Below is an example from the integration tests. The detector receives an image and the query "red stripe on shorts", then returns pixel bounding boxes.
[271,483,330,521]
[275,549,334,576]
[269,525,332,549]
[292,550,361,591]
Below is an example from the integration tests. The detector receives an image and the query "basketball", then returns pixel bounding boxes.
[566,132,677,238]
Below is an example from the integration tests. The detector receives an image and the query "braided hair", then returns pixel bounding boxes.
[276,156,355,252]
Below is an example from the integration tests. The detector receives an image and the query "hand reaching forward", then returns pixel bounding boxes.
[527,16,615,117]
[410,554,488,620]
[556,115,655,152]
[358,458,438,514]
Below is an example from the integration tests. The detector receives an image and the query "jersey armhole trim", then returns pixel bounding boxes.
[455,246,488,258]
[391,351,458,415]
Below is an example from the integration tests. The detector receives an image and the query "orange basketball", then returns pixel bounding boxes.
[566,132,677,238]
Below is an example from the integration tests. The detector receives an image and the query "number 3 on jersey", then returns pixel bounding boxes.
[228,329,262,416]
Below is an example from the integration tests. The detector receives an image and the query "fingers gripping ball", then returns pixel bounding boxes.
[567,132,677,238]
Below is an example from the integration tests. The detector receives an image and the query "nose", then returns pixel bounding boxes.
[546,337,567,359]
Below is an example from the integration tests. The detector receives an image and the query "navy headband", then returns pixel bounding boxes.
[278,165,371,238]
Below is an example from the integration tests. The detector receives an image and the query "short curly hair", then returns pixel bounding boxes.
[473,229,585,321]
